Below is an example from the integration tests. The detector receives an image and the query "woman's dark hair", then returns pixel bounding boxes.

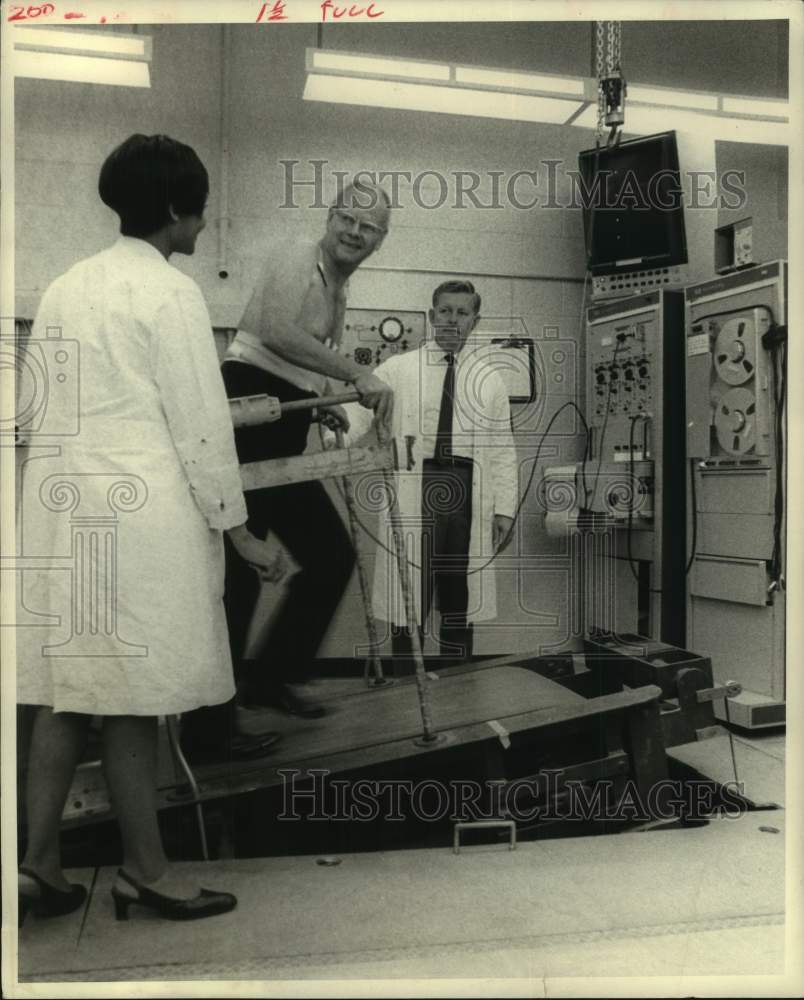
[98,134,209,237]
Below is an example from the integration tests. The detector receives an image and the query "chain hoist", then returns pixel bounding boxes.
[595,21,626,147]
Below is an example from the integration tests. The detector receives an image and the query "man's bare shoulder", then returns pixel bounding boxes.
[256,238,319,281]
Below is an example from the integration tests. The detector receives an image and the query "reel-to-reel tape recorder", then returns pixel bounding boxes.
[688,306,773,463]
[685,260,787,728]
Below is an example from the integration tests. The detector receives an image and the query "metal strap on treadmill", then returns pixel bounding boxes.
[454,820,516,854]
[487,719,511,749]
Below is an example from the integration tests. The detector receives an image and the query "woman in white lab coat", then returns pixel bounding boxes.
[17,135,282,924]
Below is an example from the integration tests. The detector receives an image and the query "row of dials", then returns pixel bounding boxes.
[343,315,416,366]
[594,359,651,392]
[344,316,410,343]
[592,357,654,416]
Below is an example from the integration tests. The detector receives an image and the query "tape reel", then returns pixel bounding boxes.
[714,386,757,455]
[713,316,757,386]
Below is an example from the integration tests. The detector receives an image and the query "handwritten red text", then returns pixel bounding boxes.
[256,1,288,20]
[320,2,384,22]
[8,3,56,19]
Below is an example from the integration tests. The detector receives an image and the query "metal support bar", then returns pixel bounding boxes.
[334,427,387,688]
[696,681,742,704]
[282,392,360,413]
[229,391,361,429]
[381,468,437,744]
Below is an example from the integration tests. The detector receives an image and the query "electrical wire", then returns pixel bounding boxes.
[769,336,786,589]
[723,697,741,787]
[328,401,590,576]
[626,413,648,584]
[577,271,593,507]
[588,338,623,509]
[685,457,698,576]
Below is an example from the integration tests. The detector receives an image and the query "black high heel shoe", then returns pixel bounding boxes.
[111,869,237,921]
[18,867,88,925]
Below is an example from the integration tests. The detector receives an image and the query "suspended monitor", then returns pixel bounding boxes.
[578,130,687,277]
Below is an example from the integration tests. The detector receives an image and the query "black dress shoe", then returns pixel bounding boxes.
[248,684,326,719]
[18,867,88,925]
[111,869,236,921]
[180,729,281,765]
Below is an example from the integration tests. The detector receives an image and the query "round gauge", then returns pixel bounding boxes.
[379,316,404,343]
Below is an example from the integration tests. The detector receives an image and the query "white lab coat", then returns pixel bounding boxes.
[347,343,517,627]
[16,237,247,716]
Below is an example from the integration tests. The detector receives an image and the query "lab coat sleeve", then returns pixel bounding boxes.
[488,373,518,519]
[151,281,248,531]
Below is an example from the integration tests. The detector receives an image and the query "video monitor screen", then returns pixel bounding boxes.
[578,130,688,275]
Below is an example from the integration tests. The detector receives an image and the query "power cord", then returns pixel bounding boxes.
[326,401,590,576]
[626,413,648,584]
[588,338,623,509]
[768,329,786,590]
[685,457,698,576]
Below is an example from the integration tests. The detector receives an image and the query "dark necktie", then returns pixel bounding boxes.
[435,352,456,463]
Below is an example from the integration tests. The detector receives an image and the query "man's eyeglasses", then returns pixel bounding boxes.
[332,209,387,239]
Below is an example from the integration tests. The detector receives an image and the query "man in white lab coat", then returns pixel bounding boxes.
[349,280,518,667]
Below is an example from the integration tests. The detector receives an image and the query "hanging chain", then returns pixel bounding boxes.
[596,21,625,141]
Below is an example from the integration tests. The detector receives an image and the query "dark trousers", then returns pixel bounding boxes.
[180,362,356,753]
[391,458,474,671]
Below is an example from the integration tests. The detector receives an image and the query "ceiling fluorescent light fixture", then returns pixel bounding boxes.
[626,84,718,111]
[304,74,582,125]
[309,49,450,82]
[721,95,788,119]
[571,103,788,146]
[304,50,788,144]
[12,26,151,87]
[623,106,789,144]
[13,50,151,87]
[12,26,150,58]
[455,66,584,96]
